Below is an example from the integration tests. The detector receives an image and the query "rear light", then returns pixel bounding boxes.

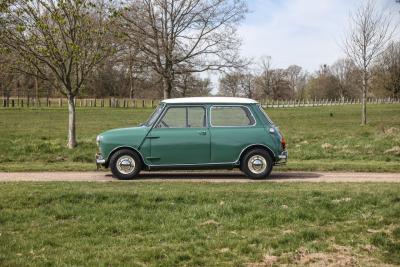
[281,137,286,150]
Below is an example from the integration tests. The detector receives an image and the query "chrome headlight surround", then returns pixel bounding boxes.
[96,135,103,146]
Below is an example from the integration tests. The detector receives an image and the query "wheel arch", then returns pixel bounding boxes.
[238,144,275,164]
[106,146,146,169]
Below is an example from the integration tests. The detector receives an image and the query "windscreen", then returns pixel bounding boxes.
[144,104,165,126]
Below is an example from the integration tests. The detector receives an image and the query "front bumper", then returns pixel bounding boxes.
[275,150,288,165]
[95,153,106,169]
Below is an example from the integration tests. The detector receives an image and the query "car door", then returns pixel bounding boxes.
[147,105,210,165]
[209,105,259,163]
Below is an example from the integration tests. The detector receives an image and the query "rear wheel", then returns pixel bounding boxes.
[110,149,142,180]
[241,149,273,179]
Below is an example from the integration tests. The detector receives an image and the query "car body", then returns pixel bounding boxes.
[96,97,287,179]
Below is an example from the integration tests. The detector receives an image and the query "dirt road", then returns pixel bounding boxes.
[0,171,400,182]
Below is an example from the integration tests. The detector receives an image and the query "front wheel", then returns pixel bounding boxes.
[110,149,142,180]
[241,149,273,179]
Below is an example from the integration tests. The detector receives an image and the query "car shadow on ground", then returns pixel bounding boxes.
[105,171,322,180]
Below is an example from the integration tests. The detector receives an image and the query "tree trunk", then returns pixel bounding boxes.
[129,63,134,99]
[163,77,173,99]
[361,69,367,125]
[67,94,77,148]
[35,75,39,105]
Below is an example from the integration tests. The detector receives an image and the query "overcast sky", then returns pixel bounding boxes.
[238,0,399,72]
[209,0,399,93]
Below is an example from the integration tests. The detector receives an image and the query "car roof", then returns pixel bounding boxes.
[161,97,258,104]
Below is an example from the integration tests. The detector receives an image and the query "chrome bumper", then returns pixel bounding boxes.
[275,150,288,165]
[95,153,106,169]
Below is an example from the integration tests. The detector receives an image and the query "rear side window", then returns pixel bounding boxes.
[211,106,255,127]
[257,104,273,124]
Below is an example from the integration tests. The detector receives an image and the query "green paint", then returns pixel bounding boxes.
[97,102,285,169]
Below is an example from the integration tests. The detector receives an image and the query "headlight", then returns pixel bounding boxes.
[96,135,103,146]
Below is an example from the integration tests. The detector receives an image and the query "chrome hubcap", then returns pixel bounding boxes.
[248,155,267,174]
[116,156,136,175]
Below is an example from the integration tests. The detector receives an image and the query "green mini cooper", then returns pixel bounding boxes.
[96,97,287,179]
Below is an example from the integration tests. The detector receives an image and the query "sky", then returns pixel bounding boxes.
[208,0,399,94]
[237,0,399,73]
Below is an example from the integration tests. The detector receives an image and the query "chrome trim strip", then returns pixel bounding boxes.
[209,105,257,128]
[148,162,238,167]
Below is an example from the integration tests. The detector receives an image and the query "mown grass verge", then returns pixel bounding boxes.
[0,182,399,266]
[0,104,399,172]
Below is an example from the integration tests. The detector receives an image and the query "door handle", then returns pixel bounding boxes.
[198,131,207,135]
[146,136,160,139]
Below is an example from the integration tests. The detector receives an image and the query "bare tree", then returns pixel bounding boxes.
[219,71,241,97]
[286,65,304,99]
[120,0,247,99]
[255,56,273,99]
[343,1,394,125]
[239,73,256,98]
[1,0,114,148]
[372,41,400,98]
[176,73,211,97]
[306,66,341,100]
[0,50,17,103]
[331,58,360,100]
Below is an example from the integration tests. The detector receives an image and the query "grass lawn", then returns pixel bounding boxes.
[0,182,399,266]
[0,104,399,172]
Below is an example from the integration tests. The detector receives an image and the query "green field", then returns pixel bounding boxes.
[0,182,399,266]
[0,104,399,172]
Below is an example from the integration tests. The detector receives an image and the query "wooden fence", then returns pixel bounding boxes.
[0,98,161,108]
[1,97,399,109]
[262,97,400,108]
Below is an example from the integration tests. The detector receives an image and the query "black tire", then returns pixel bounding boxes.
[241,149,273,179]
[109,149,142,180]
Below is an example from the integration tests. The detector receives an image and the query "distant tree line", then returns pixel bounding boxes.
[218,40,400,101]
[0,0,398,146]
[0,0,247,147]
[1,1,398,103]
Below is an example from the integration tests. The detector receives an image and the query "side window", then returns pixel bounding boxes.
[157,106,205,128]
[188,107,206,128]
[211,106,255,127]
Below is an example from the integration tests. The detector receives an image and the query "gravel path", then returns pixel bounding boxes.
[0,171,400,182]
